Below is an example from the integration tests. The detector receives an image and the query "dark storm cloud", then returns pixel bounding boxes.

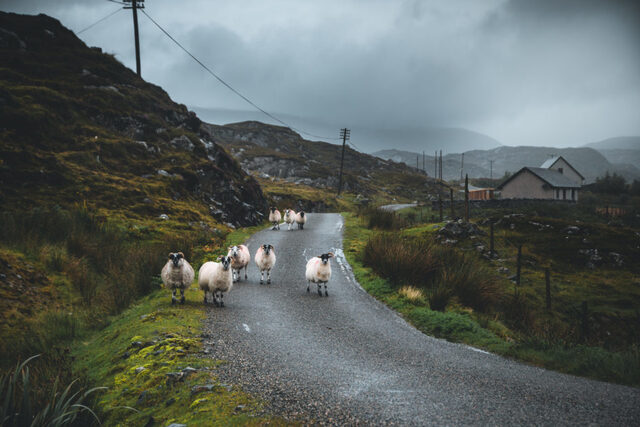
[1,0,639,147]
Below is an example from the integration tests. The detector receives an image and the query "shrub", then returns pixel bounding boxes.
[363,233,502,313]
[359,207,406,230]
[363,233,438,287]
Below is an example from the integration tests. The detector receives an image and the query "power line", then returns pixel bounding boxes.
[76,7,122,35]
[140,9,341,142]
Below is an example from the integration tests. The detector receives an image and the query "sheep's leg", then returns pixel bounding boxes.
[267,268,271,285]
[260,270,264,285]
[307,280,310,293]
[232,269,238,283]
[324,283,328,297]
[180,288,185,304]
[219,291,225,307]
[171,289,178,305]
[203,291,208,304]
[244,266,248,280]
[213,291,220,307]
[317,283,322,296]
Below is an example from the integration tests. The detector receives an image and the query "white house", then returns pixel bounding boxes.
[497,156,583,201]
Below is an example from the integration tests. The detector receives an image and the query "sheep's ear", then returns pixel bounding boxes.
[328,252,334,258]
[217,255,224,261]
[168,253,174,259]
[269,244,274,250]
[177,252,184,258]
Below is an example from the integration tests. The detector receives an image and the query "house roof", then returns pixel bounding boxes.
[539,156,585,179]
[497,167,582,190]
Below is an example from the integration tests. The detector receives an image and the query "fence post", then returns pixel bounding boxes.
[449,188,454,219]
[545,268,551,310]
[516,244,522,286]
[439,195,443,221]
[464,174,469,222]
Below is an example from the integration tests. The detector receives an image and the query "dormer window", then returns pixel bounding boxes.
[558,167,563,174]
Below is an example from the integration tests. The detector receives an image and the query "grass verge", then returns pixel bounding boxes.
[342,212,640,386]
[72,223,281,426]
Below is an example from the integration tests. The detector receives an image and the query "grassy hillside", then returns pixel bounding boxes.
[201,121,445,206]
[0,12,267,229]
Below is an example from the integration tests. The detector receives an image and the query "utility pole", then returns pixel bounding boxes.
[490,160,494,180]
[434,151,438,179]
[460,152,464,182]
[422,151,425,173]
[416,155,419,170]
[439,150,443,180]
[337,128,350,195]
[124,0,144,77]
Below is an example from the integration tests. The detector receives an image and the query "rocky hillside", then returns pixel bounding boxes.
[200,121,444,204]
[0,12,266,227]
[375,146,640,183]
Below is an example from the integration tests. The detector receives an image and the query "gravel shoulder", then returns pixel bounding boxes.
[204,213,640,425]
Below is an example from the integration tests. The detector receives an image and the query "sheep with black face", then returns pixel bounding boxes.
[305,252,334,296]
[295,211,307,230]
[254,244,276,285]
[161,252,195,304]
[199,255,233,307]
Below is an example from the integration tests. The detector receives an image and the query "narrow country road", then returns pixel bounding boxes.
[203,213,640,425]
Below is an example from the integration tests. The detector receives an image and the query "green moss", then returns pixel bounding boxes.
[73,288,280,426]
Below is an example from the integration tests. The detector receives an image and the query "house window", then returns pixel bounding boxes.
[556,189,560,199]
[571,189,575,200]
[563,189,566,200]
[558,167,564,174]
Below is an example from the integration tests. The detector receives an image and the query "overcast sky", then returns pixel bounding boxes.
[3,0,640,147]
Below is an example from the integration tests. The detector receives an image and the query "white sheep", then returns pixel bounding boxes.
[161,252,195,304]
[198,256,233,307]
[227,244,250,282]
[254,244,276,285]
[295,211,307,230]
[305,252,334,296]
[269,207,282,230]
[283,209,296,231]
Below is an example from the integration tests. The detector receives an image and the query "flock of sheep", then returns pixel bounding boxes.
[161,208,334,307]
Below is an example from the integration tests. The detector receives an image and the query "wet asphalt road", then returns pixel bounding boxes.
[203,213,640,425]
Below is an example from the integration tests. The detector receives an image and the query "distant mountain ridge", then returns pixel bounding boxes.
[585,136,640,150]
[192,107,502,154]
[374,146,640,183]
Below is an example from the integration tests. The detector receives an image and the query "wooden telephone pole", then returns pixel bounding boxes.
[337,128,350,195]
[124,0,144,77]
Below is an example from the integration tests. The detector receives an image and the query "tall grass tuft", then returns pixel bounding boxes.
[359,207,407,230]
[0,355,104,427]
[435,246,502,313]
